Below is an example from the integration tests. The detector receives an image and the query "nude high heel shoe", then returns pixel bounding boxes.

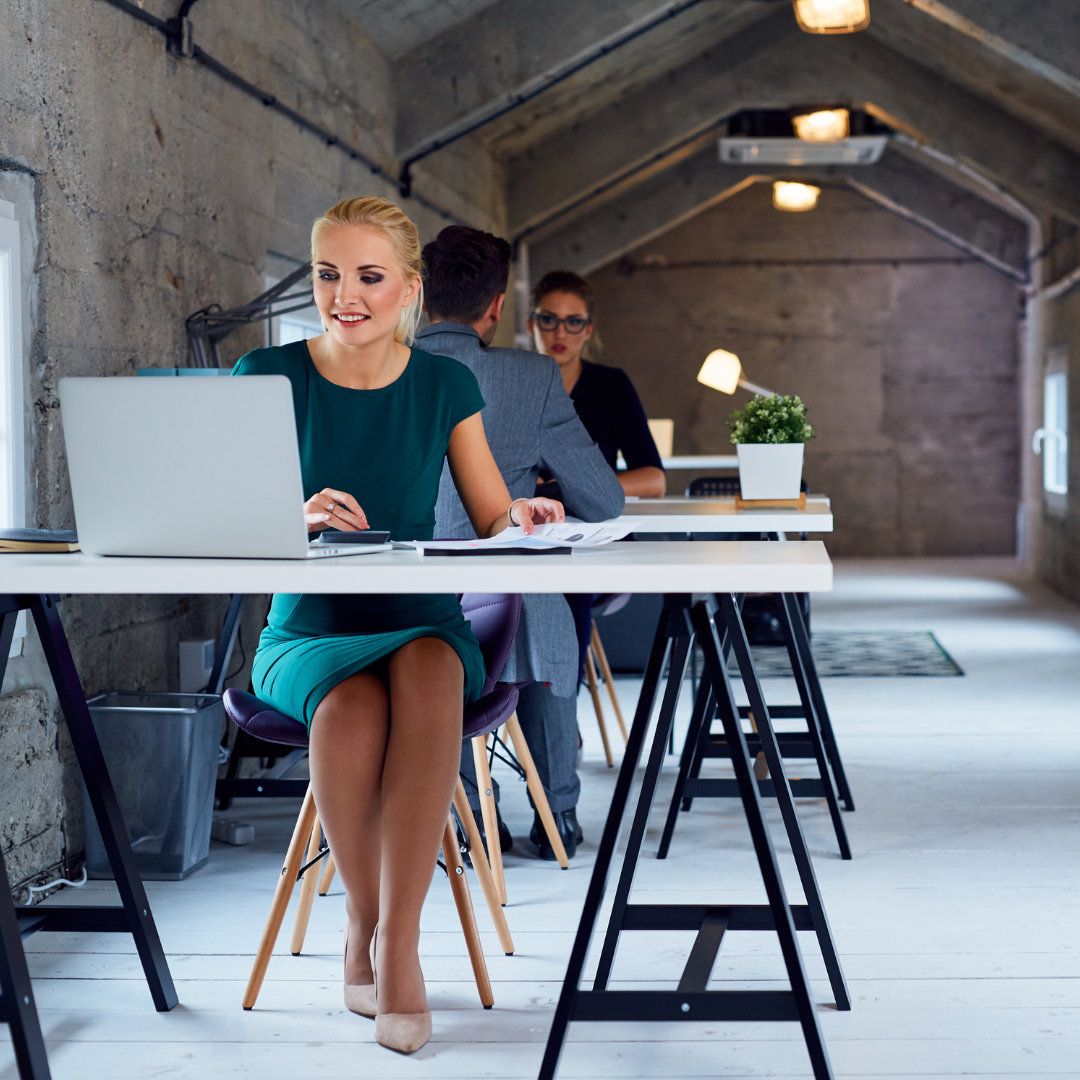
[369,923,432,1054]
[343,925,376,1019]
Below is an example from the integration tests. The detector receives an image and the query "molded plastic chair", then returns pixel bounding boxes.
[583,593,631,766]
[685,475,740,498]
[223,592,523,1011]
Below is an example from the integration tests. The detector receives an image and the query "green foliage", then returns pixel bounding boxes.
[727,394,814,445]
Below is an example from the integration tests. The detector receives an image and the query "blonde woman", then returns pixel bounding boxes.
[234,196,561,1053]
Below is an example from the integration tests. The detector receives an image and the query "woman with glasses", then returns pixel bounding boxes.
[528,270,665,497]
[528,270,666,695]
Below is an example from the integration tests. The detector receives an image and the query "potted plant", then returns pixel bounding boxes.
[727,394,814,500]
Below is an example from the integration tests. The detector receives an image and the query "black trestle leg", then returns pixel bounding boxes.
[716,593,850,1012]
[783,586,855,811]
[28,595,178,1012]
[538,603,678,1080]
[656,656,712,860]
[691,598,835,1080]
[593,623,694,987]
[777,593,851,859]
[0,845,52,1080]
[0,607,53,1080]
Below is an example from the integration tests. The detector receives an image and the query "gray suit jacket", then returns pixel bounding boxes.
[421,321,625,696]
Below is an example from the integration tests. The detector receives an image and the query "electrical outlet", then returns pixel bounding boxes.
[179,638,215,693]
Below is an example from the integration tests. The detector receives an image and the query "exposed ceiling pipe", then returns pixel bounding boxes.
[397,0,716,196]
[97,0,465,224]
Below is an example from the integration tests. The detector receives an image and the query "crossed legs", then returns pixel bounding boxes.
[308,637,464,1016]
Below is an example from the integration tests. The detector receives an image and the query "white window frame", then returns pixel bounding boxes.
[265,270,322,348]
[1033,351,1068,510]
[0,197,27,655]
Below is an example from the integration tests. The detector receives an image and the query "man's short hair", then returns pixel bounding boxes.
[422,226,513,323]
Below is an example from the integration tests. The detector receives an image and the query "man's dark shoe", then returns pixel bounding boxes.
[530,808,583,861]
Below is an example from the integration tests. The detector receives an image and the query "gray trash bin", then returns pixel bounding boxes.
[82,692,222,880]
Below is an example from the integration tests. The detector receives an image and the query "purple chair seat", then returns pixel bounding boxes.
[223,593,524,749]
[593,593,631,619]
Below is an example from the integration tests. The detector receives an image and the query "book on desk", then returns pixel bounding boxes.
[0,527,80,553]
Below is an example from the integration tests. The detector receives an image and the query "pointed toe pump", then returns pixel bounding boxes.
[343,926,376,1019]
[369,923,432,1054]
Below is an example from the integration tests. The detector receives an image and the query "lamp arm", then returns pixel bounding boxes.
[738,377,777,397]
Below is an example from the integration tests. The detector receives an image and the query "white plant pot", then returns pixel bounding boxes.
[736,443,805,500]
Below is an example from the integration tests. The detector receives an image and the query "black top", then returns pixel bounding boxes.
[569,360,664,473]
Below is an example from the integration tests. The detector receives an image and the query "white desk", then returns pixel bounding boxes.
[619,496,832,534]
[617,453,739,471]
[0,541,832,596]
[0,541,836,1080]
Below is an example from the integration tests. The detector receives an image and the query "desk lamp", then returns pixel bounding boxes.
[697,349,776,398]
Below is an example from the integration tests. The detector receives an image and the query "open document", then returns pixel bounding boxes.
[394,520,640,556]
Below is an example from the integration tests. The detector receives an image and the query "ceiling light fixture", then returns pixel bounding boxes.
[792,108,850,143]
[792,0,870,34]
[773,181,821,212]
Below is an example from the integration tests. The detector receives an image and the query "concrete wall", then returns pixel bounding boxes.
[1,0,505,900]
[1037,286,1080,601]
[589,182,1023,557]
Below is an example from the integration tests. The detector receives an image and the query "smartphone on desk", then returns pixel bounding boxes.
[315,529,391,545]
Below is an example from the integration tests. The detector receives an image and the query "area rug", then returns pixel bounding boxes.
[726,630,964,677]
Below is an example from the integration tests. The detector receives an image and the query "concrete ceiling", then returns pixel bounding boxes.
[326,0,1080,275]
[324,0,499,61]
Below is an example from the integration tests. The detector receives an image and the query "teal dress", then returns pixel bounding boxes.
[233,341,487,727]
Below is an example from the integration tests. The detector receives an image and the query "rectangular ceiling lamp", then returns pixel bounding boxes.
[719,135,887,165]
[793,0,870,34]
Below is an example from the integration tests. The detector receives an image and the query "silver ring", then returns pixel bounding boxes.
[326,502,335,513]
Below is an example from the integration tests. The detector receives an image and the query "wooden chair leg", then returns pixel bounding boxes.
[453,780,515,955]
[503,713,569,868]
[290,810,323,955]
[591,621,628,744]
[584,650,614,767]
[471,734,507,905]
[442,817,494,1009]
[243,784,317,1009]
[317,850,336,896]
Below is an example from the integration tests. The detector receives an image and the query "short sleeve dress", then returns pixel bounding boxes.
[233,341,487,728]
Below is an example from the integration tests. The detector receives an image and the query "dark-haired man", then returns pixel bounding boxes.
[420,225,624,859]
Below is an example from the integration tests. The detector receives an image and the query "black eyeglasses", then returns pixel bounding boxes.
[532,311,592,334]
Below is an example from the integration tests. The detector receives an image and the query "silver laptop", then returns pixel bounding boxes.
[59,376,388,559]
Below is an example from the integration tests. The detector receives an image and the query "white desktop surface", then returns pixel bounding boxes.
[619,497,833,534]
[0,541,832,595]
[617,453,739,471]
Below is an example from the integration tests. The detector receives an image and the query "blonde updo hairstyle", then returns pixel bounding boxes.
[310,196,424,345]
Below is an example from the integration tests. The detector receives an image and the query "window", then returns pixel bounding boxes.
[1034,366,1068,497]
[1,196,27,656]
[0,198,25,531]
[265,269,321,348]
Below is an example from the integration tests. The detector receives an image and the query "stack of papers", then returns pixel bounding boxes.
[395,521,639,556]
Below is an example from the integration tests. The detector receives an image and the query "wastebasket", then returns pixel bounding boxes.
[82,692,222,880]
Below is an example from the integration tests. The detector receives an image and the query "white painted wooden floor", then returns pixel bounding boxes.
[5,558,1080,1079]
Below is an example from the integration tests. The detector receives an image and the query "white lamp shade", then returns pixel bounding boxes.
[792,0,870,33]
[773,181,821,212]
[792,108,850,142]
[697,350,743,395]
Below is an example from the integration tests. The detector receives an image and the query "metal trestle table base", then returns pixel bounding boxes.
[539,593,844,1080]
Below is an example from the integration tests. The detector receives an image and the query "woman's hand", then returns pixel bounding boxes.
[510,496,565,535]
[304,487,369,532]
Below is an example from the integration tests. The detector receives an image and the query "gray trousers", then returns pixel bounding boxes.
[460,681,581,815]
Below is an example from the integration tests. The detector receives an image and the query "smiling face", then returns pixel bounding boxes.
[529,289,594,370]
[312,224,421,350]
